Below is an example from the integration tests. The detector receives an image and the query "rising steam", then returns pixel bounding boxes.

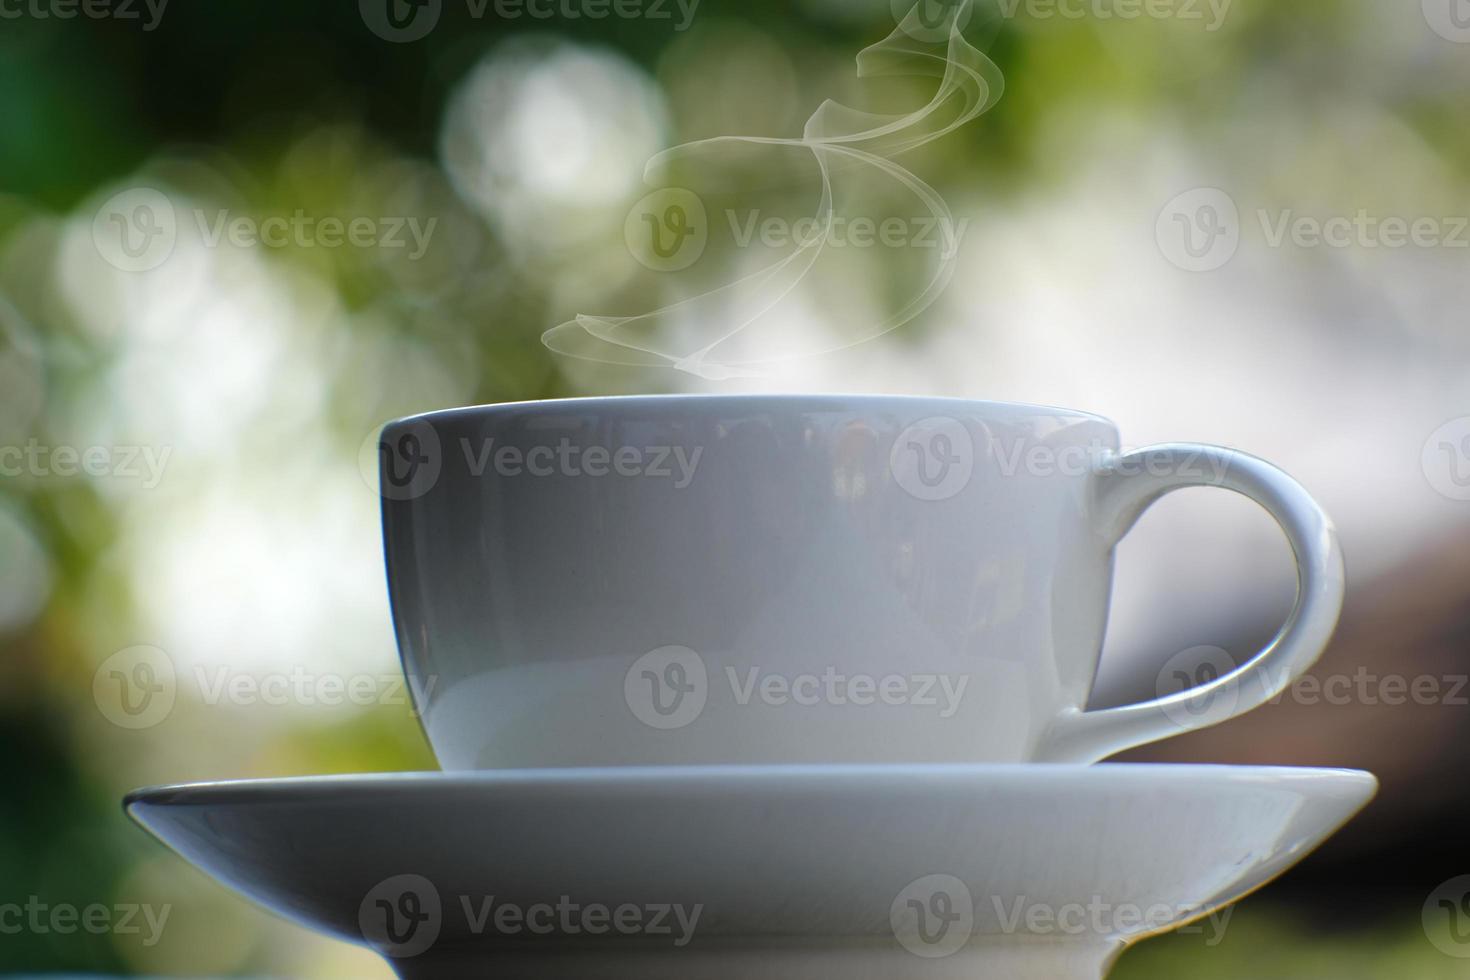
[543,0,1003,379]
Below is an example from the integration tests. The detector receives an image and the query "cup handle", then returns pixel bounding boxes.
[1036,443,1345,763]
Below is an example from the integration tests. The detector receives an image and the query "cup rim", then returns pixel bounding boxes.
[389,393,1116,430]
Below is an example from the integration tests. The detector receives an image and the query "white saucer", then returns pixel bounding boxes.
[126,764,1375,980]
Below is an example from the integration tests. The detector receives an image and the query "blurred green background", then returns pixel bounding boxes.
[4,0,1470,975]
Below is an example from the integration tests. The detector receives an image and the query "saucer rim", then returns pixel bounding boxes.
[125,762,1378,814]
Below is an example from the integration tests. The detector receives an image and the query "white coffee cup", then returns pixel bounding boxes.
[378,395,1342,769]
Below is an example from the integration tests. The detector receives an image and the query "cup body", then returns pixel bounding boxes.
[380,394,1121,768]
